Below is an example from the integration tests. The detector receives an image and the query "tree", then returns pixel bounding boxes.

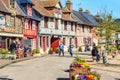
[96,9,120,50]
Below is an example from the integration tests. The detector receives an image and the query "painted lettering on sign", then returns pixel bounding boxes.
[4,28,14,32]
[24,29,36,36]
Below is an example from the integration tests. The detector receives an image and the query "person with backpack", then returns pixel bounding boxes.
[59,43,64,56]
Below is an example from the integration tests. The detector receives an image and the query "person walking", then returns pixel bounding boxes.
[9,40,16,54]
[91,46,98,62]
[69,44,74,57]
[59,43,64,56]
[101,46,109,65]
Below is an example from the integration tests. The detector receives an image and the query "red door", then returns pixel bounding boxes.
[51,37,59,52]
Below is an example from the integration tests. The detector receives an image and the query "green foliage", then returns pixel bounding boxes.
[11,49,16,54]
[32,48,40,54]
[78,46,82,52]
[1,55,7,59]
[0,48,8,54]
[74,56,85,63]
[108,45,117,51]
[55,48,60,53]
[97,45,101,49]
[117,44,120,50]
[35,48,40,53]
[48,48,53,54]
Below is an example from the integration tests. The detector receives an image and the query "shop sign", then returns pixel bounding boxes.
[4,28,14,32]
[24,29,37,38]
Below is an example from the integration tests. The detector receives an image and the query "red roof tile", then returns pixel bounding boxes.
[32,0,54,17]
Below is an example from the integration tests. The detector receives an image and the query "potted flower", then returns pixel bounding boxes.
[55,48,60,54]
[48,48,53,54]
[1,48,9,59]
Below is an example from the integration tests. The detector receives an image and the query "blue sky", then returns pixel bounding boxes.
[60,0,120,18]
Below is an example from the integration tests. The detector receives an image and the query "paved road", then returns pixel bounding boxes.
[0,54,120,80]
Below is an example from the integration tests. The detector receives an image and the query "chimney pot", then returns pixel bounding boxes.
[79,8,83,12]
[84,10,90,14]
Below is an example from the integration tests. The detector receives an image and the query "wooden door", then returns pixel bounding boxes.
[51,37,59,52]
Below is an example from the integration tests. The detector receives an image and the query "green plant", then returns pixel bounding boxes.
[78,46,82,52]
[117,44,120,50]
[35,48,40,54]
[11,49,16,54]
[74,56,85,63]
[0,48,2,54]
[1,48,8,54]
[48,48,53,54]
[1,55,7,59]
[55,48,60,53]
[32,49,36,53]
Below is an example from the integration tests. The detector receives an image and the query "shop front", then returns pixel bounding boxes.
[23,28,37,50]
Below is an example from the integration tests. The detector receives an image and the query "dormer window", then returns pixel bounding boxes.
[10,0,15,8]
[27,4,32,16]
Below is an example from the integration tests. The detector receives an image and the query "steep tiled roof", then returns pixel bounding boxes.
[19,0,34,5]
[16,2,25,16]
[80,12,97,26]
[62,14,76,22]
[72,10,95,26]
[40,0,59,8]
[32,0,54,17]
[62,7,71,13]
[0,0,11,13]
[17,0,40,21]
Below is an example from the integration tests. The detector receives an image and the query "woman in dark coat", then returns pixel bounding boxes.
[91,46,98,62]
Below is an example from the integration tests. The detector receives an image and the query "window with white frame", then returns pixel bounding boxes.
[32,21,36,30]
[25,19,28,29]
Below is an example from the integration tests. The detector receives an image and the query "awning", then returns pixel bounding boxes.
[0,33,23,37]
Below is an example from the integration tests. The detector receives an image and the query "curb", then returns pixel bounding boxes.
[91,66,120,73]
[0,54,48,69]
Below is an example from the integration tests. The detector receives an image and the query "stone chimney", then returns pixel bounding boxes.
[79,8,83,12]
[66,0,73,12]
[95,12,100,19]
[84,10,90,14]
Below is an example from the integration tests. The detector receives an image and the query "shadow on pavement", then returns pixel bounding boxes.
[0,78,13,80]
[64,69,70,73]
[56,78,69,80]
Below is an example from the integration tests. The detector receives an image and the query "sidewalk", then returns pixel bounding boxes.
[0,54,47,69]
[84,53,120,73]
